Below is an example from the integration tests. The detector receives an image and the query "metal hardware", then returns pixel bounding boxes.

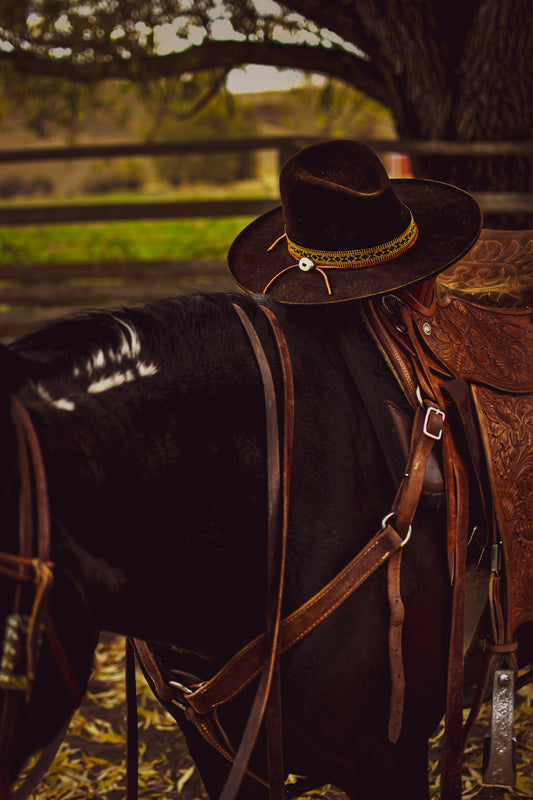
[423,405,445,440]
[415,385,432,408]
[482,669,516,786]
[491,542,502,576]
[400,526,412,547]
[381,294,403,314]
[422,322,432,336]
[381,294,408,332]
[0,613,29,692]
[381,512,412,547]
[168,679,194,694]
[169,679,194,711]
[476,546,487,570]
[468,526,478,546]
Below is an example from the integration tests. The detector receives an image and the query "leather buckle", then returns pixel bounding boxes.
[423,405,445,440]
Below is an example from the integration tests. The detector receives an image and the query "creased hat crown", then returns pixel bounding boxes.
[281,140,412,253]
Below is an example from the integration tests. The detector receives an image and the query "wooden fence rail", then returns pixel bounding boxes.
[1,193,531,226]
[0,258,236,340]
[0,136,532,223]
[0,136,532,339]
[1,135,533,162]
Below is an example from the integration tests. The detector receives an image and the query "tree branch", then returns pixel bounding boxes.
[280,0,382,62]
[1,38,391,107]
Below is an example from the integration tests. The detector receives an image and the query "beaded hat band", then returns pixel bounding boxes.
[263,213,419,295]
[287,212,418,269]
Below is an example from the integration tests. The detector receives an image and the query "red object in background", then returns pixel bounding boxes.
[386,152,413,178]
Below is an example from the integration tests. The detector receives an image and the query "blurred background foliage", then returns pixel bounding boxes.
[0,74,393,199]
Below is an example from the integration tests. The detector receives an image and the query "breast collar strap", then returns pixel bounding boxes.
[131,302,445,800]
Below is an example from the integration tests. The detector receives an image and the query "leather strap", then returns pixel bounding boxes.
[128,302,295,800]
[258,305,294,800]
[125,639,139,800]
[9,718,71,800]
[386,401,445,742]
[216,303,293,800]
[387,549,405,743]
[150,409,444,750]
[0,396,80,800]
[440,436,470,800]
[186,522,404,718]
[363,300,419,408]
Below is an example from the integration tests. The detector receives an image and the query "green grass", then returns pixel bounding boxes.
[0,216,253,264]
[0,179,279,264]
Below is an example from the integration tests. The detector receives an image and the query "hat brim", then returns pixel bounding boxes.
[228,179,482,304]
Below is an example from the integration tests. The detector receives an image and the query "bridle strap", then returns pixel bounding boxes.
[0,396,80,800]
[5,397,79,700]
[11,396,51,564]
[9,717,71,800]
[215,303,293,800]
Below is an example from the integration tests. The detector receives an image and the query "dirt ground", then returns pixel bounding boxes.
[19,633,533,800]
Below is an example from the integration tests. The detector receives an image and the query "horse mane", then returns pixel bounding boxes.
[10,292,246,376]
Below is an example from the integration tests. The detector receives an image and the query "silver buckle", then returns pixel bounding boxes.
[423,405,445,440]
[381,512,412,547]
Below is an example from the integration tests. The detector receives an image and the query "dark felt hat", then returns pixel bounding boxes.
[228,139,482,304]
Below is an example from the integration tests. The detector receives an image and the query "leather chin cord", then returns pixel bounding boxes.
[0,396,80,800]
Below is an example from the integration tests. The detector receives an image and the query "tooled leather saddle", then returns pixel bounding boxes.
[424,228,533,638]
[372,282,533,639]
[411,294,533,634]
[365,227,533,798]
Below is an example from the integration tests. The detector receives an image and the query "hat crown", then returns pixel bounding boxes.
[280,140,412,253]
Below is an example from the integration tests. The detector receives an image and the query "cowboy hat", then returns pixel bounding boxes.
[228,140,482,304]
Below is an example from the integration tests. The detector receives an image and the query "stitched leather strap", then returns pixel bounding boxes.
[386,401,445,742]
[187,522,404,717]
[130,302,295,800]
[258,305,294,800]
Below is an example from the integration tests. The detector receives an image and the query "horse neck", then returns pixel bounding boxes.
[22,359,270,663]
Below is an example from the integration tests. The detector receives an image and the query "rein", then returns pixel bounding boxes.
[0,396,80,799]
[132,302,446,800]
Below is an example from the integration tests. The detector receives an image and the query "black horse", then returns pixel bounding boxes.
[0,290,511,800]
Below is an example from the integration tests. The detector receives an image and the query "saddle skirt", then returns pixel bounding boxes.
[439,227,533,309]
[408,295,533,636]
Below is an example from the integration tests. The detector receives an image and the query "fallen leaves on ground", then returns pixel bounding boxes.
[15,634,533,800]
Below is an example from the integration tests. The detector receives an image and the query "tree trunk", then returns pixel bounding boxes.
[350,0,533,228]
